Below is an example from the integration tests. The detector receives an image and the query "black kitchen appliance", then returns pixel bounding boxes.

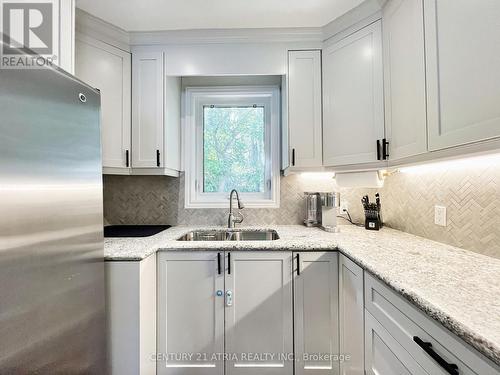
[104,225,171,238]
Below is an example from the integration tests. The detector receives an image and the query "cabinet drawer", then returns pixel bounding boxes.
[365,310,428,375]
[364,273,499,375]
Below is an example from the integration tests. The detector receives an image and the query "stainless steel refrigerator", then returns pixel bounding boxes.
[0,63,106,372]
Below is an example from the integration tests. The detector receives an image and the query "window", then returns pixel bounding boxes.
[203,105,266,193]
[184,86,280,208]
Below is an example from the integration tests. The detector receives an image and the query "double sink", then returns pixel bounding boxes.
[177,229,279,241]
[103,225,279,242]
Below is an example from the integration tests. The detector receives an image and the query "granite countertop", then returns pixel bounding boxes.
[104,224,500,367]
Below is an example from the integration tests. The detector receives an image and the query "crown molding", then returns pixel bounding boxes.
[322,0,382,41]
[128,27,324,46]
[75,8,130,51]
[76,0,383,48]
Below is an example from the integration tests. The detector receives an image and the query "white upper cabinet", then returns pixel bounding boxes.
[383,0,427,161]
[132,50,181,175]
[59,0,76,74]
[163,76,181,172]
[322,21,385,168]
[75,35,131,172]
[287,50,323,168]
[425,0,500,151]
[132,51,164,168]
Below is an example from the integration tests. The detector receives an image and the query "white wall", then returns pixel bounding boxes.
[76,0,383,76]
[181,75,282,87]
[132,42,320,77]
[166,43,289,75]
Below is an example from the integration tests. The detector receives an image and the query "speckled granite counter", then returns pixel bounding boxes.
[104,224,500,367]
[104,225,341,260]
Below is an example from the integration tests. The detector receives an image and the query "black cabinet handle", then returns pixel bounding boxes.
[292,148,296,166]
[376,140,382,161]
[227,253,231,275]
[296,253,300,276]
[382,138,389,160]
[156,149,161,167]
[125,150,129,167]
[217,253,221,275]
[413,336,459,375]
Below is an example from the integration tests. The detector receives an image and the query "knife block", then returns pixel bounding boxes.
[364,205,382,231]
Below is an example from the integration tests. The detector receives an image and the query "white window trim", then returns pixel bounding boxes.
[183,86,281,208]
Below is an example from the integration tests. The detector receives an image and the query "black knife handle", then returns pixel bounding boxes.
[376,140,382,161]
[382,138,389,160]
[413,336,459,375]
[125,150,129,167]
[156,149,161,167]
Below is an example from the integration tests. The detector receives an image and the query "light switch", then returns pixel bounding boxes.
[434,205,447,227]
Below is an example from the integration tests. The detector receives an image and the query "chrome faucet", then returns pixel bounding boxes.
[228,189,245,228]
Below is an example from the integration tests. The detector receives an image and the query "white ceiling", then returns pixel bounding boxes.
[75,0,366,32]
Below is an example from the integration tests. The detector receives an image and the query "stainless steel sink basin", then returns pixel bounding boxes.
[177,230,279,241]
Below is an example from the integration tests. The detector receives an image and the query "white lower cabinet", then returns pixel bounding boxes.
[106,256,156,375]
[157,251,224,375]
[294,252,339,375]
[364,272,499,375]
[157,252,500,375]
[338,255,364,375]
[157,251,293,375]
[225,252,293,375]
[365,310,425,375]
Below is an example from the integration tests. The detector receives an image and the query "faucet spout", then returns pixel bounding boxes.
[228,189,245,228]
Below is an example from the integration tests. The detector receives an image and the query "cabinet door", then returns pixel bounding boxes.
[425,0,500,150]
[132,51,164,168]
[365,311,429,375]
[294,252,339,375]
[383,0,427,161]
[225,252,293,375]
[75,35,131,170]
[157,252,224,375]
[365,273,495,375]
[106,256,156,375]
[339,255,364,375]
[288,50,323,168]
[164,76,181,172]
[322,21,384,167]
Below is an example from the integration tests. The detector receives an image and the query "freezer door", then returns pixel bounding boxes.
[0,68,106,373]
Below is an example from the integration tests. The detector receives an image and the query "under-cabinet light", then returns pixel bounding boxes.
[299,172,335,180]
[399,153,500,174]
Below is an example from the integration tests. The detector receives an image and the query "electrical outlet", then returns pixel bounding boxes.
[340,200,349,213]
[434,205,447,227]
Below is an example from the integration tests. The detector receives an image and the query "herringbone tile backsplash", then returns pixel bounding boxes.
[103,166,500,259]
[103,174,355,226]
[379,163,500,259]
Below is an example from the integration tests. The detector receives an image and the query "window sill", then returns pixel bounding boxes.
[184,199,280,209]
